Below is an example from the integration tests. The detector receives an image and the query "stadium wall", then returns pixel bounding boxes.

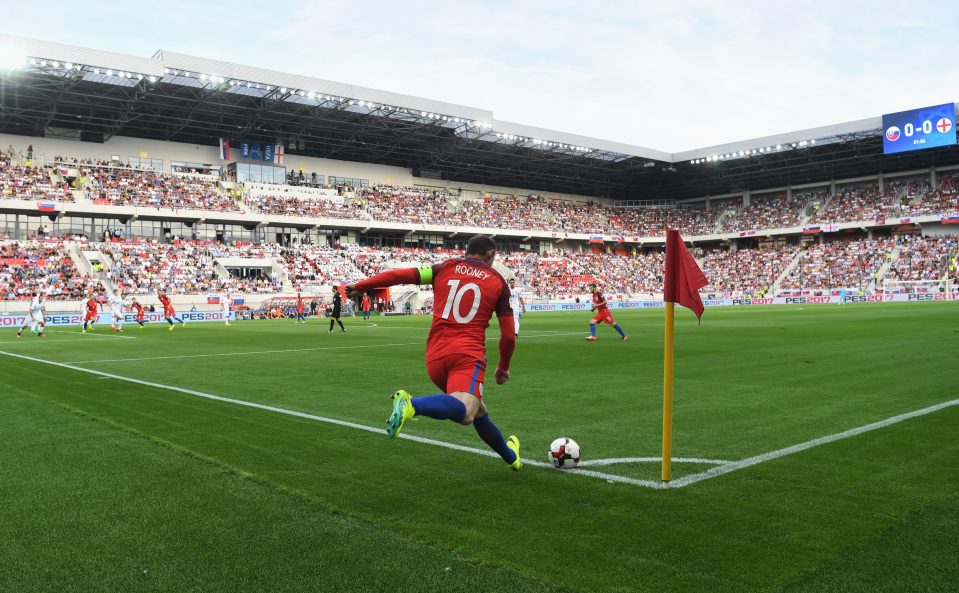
[0,133,602,204]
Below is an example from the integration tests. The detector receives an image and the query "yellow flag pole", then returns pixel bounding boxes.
[662,301,675,483]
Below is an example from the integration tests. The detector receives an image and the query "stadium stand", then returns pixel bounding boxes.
[80,165,242,212]
[0,239,98,300]
[100,240,280,295]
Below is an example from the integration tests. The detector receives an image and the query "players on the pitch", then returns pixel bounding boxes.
[221,293,232,325]
[108,289,125,332]
[345,234,521,471]
[329,287,346,332]
[296,292,306,323]
[17,292,46,338]
[82,292,100,333]
[586,282,628,342]
[360,292,372,320]
[130,298,149,327]
[508,277,526,336]
[158,291,185,330]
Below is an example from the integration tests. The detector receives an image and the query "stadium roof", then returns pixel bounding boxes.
[3,33,959,201]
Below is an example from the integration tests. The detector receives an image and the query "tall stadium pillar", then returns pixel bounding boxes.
[743,190,750,207]
[930,166,937,189]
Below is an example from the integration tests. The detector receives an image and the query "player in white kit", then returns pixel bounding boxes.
[108,290,125,332]
[507,277,526,336]
[17,293,46,338]
[223,294,232,326]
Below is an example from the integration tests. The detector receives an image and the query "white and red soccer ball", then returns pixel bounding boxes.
[548,437,581,469]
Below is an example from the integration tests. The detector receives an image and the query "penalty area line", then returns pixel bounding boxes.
[0,349,665,489]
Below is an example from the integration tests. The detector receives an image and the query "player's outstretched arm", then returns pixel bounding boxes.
[495,314,517,384]
[346,267,426,298]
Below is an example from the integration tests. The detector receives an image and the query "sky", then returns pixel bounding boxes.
[2,0,958,153]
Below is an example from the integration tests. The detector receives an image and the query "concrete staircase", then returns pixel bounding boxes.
[770,249,806,295]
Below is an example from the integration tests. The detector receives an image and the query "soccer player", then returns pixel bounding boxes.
[223,294,232,326]
[585,282,628,342]
[328,287,346,333]
[508,277,526,336]
[108,289,125,332]
[17,292,46,338]
[345,234,521,471]
[82,292,99,333]
[158,291,184,331]
[361,293,371,320]
[295,292,306,324]
[130,298,148,328]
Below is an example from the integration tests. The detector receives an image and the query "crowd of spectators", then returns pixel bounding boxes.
[884,235,958,282]
[779,238,894,291]
[808,184,900,224]
[0,239,99,300]
[2,233,957,301]
[0,159,74,202]
[100,240,280,295]
[82,166,242,212]
[700,244,800,297]
[719,194,807,232]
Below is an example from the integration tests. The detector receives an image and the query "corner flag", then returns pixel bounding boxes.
[662,229,709,483]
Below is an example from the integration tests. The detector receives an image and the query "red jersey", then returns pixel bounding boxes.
[296,297,304,312]
[361,294,371,311]
[86,298,98,313]
[426,258,512,364]
[592,291,609,314]
[132,302,144,315]
[158,294,171,308]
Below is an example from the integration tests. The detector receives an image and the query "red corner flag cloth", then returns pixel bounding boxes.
[664,228,709,320]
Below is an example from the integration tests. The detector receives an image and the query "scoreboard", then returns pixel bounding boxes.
[882,103,956,155]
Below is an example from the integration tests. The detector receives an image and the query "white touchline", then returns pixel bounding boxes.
[63,332,585,364]
[0,349,665,489]
[669,397,959,488]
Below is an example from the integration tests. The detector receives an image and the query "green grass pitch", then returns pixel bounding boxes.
[1,303,957,592]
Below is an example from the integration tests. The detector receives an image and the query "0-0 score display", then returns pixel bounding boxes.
[882,102,957,155]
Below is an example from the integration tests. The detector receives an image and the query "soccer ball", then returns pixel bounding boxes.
[548,437,581,469]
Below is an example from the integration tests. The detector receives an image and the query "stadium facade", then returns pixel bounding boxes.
[0,34,957,310]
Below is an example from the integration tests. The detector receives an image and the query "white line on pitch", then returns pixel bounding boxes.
[670,398,959,488]
[579,457,731,467]
[0,349,664,489]
[45,329,136,340]
[64,342,429,364]
[63,331,585,364]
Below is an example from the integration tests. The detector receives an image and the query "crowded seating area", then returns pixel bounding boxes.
[700,244,800,297]
[0,239,98,300]
[82,166,242,212]
[0,232,955,301]
[719,194,807,232]
[0,160,74,202]
[884,235,958,282]
[808,184,899,224]
[100,240,281,295]
[779,238,894,291]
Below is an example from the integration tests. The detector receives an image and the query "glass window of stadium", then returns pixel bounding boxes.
[171,161,222,176]
[229,162,286,184]
[127,156,163,171]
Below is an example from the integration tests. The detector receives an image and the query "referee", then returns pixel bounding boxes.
[329,287,346,333]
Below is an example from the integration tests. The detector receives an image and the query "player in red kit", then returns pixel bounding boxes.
[346,235,522,470]
[361,293,371,320]
[130,298,148,328]
[296,292,306,323]
[585,282,628,341]
[158,291,184,331]
[82,293,99,333]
